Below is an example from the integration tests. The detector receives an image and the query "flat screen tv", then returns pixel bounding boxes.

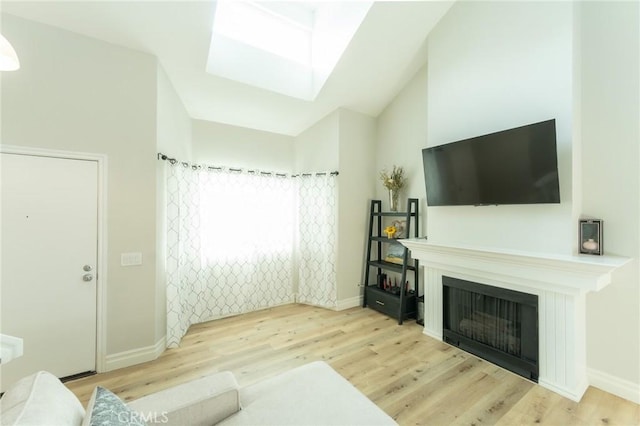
[422,119,560,206]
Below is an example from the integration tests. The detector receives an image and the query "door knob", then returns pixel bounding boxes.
[82,274,93,282]
[83,265,92,272]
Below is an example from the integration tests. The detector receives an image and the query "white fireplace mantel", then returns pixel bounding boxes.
[400,238,631,402]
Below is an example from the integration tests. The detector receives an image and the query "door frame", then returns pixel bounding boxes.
[0,144,108,372]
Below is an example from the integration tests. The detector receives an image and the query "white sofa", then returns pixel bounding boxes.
[0,361,397,425]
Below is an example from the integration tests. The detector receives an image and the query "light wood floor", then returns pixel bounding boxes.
[67,304,639,425]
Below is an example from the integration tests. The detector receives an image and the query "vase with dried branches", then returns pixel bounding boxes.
[379,166,406,211]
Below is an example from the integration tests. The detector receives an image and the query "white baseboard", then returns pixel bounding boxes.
[588,367,640,404]
[105,336,166,372]
[539,377,589,403]
[335,296,362,311]
[294,294,361,311]
[423,327,443,341]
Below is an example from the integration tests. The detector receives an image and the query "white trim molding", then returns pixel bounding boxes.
[335,296,362,311]
[0,144,109,372]
[588,368,640,404]
[400,239,631,402]
[105,336,166,372]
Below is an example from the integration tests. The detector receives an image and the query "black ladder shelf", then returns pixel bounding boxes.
[362,198,419,325]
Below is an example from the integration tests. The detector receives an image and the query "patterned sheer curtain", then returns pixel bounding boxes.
[165,162,296,347]
[164,160,339,348]
[165,164,203,348]
[296,174,338,309]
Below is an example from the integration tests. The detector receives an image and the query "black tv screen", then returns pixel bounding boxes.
[422,119,560,206]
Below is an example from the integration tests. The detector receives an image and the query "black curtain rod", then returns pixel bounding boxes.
[293,172,340,177]
[157,153,177,164]
[157,152,338,177]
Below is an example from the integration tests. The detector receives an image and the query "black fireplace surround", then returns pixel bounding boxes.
[443,276,539,381]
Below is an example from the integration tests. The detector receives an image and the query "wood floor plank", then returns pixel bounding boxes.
[496,383,568,425]
[448,368,533,425]
[407,365,504,425]
[64,304,639,425]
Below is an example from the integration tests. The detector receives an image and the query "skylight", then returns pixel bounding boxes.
[213,2,312,67]
[207,1,372,101]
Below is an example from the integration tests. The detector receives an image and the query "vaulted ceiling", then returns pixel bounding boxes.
[2,1,453,136]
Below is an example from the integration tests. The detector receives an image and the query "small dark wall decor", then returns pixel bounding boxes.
[579,219,603,255]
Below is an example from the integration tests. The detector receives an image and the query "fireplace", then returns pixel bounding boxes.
[442,276,538,381]
[399,239,629,401]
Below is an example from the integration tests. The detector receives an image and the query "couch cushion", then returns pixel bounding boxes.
[0,371,85,426]
[219,361,397,425]
[82,386,145,426]
[127,371,240,426]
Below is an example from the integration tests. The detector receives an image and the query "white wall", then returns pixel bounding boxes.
[336,109,376,303]
[1,14,159,356]
[157,67,192,162]
[376,62,429,231]
[155,65,192,344]
[192,119,294,171]
[579,1,640,400]
[425,1,573,254]
[294,110,339,172]
[294,109,376,307]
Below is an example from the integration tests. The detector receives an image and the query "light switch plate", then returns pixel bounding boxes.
[121,252,143,266]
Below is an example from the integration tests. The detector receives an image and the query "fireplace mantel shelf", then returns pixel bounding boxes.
[399,239,631,294]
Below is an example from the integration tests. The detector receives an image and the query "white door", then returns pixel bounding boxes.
[0,153,98,391]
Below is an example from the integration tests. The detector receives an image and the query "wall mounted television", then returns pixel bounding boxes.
[422,119,560,206]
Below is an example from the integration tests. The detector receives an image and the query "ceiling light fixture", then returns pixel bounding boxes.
[0,33,20,71]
